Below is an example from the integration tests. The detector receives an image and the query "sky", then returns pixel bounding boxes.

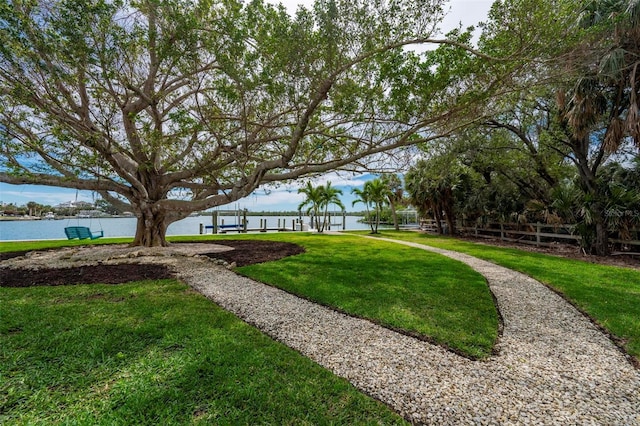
[0,0,493,212]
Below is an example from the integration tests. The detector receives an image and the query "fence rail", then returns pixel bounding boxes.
[419,220,640,254]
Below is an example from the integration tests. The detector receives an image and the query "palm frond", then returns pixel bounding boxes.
[604,117,625,152]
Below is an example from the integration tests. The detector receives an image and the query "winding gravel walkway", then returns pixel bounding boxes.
[177,235,640,425]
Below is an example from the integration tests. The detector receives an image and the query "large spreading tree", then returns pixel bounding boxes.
[403,0,639,255]
[549,0,640,255]
[478,0,640,255]
[0,0,490,246]
[0,0,515,246]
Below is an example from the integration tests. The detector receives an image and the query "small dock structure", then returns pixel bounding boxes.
[200,210,309,234]
[308,210,347,231]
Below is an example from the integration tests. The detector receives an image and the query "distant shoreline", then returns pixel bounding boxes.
[1,211,367,222]
[0,216,54,221]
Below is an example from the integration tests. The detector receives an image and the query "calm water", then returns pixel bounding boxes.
[0,215,373,241]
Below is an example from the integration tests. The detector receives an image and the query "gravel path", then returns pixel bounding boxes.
[177,234,640,425]
[5,238,637,423]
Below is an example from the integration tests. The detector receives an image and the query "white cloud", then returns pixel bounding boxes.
[232,171,374,211]
[304,172,372,188]
[240,188,305,208]
[440,0,493,33]
[270,0,493,36]
[271,0,313,14]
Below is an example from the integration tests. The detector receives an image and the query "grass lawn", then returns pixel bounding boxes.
[3,231,636,422]
[228,233,499,359]
[367,230,640,363]
[1,233,500,360]
[1,279,407,425]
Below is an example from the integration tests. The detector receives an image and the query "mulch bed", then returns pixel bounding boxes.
[0,240,305,288]
[199,240,305,267]
[1,264,174,288]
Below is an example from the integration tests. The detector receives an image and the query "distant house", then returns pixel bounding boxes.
[77,210,103,218]
[57,201,94,209]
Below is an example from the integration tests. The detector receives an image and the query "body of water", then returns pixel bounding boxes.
[0,214,375,241]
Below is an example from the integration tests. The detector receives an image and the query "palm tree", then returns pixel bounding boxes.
[553,0,640,255]
[352,186,374,233]
[367,179,392,233]
[381,174,404,230]
[298,182,324,230]
[299,181,344,232]
[352,178,390,234]
[405,161,460,235]
[405,166,437,232]
[26,201,38,217]
[319,181,344,232]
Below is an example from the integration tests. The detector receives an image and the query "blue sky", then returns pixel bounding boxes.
[0,0,491,212]
[0,172,377,212]
[0,183,97,208]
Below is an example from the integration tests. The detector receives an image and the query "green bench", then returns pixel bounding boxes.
[64,226,103,240]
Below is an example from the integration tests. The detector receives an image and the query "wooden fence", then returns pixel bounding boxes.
[419,220,640,254]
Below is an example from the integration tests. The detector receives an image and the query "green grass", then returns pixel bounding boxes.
[1,279,407,425]
[367,230,640,362]
[230,233,499,359]
[1,233,501,359]
[6,230,633,422]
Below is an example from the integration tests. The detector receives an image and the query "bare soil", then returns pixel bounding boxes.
[199,239,305,267]
[0,240,305,287]
[0,263,175,287]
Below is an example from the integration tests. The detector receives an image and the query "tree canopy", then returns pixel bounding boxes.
[0,0,509,246]
[405,0,640,255]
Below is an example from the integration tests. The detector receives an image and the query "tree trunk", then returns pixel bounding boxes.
[592,202,610,256]
[315,208,322,232]
[594,220,609,256]
[575,154,609,256]
[390,202,399,231]
[443,203,456,236]
[374,205,380,234]
[445,213,456,236]
[441,188,456,236]
[368,208,376,233]
[320,206,329,233]
[433,205,444,235]
[569,134,610,255]
[132,207,170,247]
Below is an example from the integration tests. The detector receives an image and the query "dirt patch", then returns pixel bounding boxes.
[0,240,304,287]
[0,250,30,262]
[0,264,175,287]
[198,240,305,267]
